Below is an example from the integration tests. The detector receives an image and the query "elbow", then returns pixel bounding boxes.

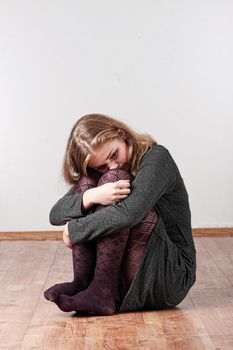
[49,206,64,226]
[49,209,57,225]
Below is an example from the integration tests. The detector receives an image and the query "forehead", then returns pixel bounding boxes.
[88,138,122,167]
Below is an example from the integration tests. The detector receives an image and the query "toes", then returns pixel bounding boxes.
[44,288,57,302]
[55,294,73,312]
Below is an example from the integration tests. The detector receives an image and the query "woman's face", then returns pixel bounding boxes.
[88,138,132,174]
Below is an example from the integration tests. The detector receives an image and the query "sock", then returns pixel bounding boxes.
[44,174,97,302]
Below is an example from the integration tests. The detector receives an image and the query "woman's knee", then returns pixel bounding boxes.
[97,169,134,186]
[75,174,97,193]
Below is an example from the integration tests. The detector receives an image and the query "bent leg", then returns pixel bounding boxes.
[120,208,159,298]
[55,169,133,315]
[44,174,97,302]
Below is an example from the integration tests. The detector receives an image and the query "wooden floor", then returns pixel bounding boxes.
[1,237,233,349]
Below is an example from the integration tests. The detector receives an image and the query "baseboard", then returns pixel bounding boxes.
[192,227,233,237]
[0,228,233,240]
[0,231,62,240]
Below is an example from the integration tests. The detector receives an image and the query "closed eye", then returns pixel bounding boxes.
[96,150,118,170]
[111,150,118,159]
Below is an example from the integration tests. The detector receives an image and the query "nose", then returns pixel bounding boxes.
[108,160,119,170]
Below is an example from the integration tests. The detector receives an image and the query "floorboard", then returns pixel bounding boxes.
[0,237,233,349]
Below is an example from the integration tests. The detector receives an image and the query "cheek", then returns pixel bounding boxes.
[118,151,127,164]
[118,152,123,162]
[123,149,128,162]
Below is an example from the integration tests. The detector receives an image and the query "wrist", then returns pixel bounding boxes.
[82,188,97,209]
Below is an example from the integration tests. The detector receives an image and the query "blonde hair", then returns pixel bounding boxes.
[62,113,157,185]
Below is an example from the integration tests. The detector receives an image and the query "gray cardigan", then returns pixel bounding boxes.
[49,144,196,311]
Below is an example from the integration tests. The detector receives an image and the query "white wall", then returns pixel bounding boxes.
[0,0,232,231]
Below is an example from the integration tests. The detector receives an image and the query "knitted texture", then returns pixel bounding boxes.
[45,169,158,314]
[55,169,133,315]
[120,207,158,297]
[44,175,97,302]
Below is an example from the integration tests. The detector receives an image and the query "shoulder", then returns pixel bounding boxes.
[140,143,172,164]
[152,144,170,154]
[138,143,177,176]
[136,143,177,185]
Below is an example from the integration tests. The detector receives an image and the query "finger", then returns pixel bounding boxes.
[118,188,131,194]
[115,194,128,202]
[119,194,129,199]
[116,180,131,188]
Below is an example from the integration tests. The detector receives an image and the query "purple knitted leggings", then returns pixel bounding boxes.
[44,169,158,315]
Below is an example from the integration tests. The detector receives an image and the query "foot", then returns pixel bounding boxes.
[54,289,116,316]
[44,281,81,302]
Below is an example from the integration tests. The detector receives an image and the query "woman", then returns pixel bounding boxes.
[44,113,196,315]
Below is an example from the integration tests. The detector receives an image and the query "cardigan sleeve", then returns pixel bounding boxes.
[67,145,177,246]
[49,185,94,226]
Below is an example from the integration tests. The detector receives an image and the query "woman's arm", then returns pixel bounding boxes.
[49,168,101,226]
[67,145,177,246]
[49,186,95,226]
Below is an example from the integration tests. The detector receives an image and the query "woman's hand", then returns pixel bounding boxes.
[94,180,131,206]
[63,222,73,249]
